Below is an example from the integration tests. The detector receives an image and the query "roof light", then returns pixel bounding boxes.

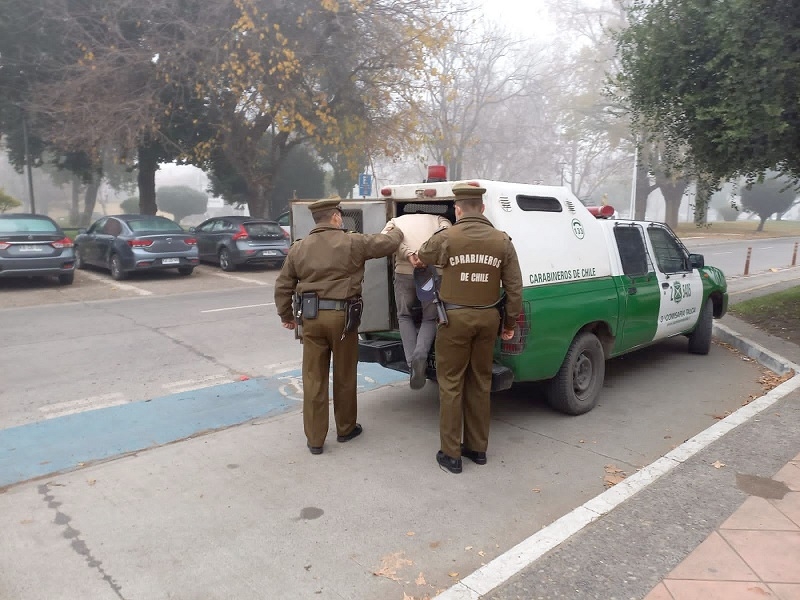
[380,187,392,197]
[587,205,615,219]
[466,181,481,187]
[423,189,437,197]
[426,165,447,182]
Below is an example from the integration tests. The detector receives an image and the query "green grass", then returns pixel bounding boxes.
[676,220,800,237]
[730,285,800,314]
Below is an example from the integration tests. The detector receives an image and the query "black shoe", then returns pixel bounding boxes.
[409,357,427,390]
[307,443,323,455]
[461,445,487,465]
[436,450,462,474]
[337,423,363,443]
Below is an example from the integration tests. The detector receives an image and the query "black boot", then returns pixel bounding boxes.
[436,450,462,474]
[461,445,487,465]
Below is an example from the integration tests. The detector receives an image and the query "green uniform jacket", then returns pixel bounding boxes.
[274,226,402,323]
[417,215,523,330]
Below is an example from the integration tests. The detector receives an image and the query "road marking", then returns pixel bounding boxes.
[263,361,302,375]
[730,280,792,295]
[80,271,153,296]
[435,344,800,600]
[162,374,233,394]
[208,272,270,286]
[201,302,274,313]
[38,393,128,420]
[708,251,733,255]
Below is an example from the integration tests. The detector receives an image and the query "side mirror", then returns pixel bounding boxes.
[688,253,704,269]
[189,227,196,232]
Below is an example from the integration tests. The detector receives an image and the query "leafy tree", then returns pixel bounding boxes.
[155,186,207,223]
[120,197,140,214]
[740,176,799,232]
[615,0,800,184]
[0,188,21,213]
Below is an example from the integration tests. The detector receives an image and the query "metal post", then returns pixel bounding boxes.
[21,111,36,214]
[792,242,798,267]
[629,142,638,220]
[744,247,752,276]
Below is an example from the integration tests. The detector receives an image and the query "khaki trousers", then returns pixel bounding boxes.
[301,309,359,446]
[434,308,500,458]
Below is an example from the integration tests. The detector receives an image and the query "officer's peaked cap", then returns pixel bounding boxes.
[452,182,486,198]
[308,197,342,214]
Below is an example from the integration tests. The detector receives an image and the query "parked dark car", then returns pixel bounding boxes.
[73,215,199,280]
[192,216,290,271]
[0,214,76,285]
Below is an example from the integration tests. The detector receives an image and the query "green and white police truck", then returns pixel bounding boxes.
[290,168,729,415]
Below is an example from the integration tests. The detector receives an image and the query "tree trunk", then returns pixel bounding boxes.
[658,179,688,228]
[80,176,101,227]
[693,186,709,225]
[757,216,767,232]
[70,176,81,225]
[634,164,655,220]
[137,145,159,215]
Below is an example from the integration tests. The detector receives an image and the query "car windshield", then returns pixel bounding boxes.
[0,217,59,234]
[125,216,183,233]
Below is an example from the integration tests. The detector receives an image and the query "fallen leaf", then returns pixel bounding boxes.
[579,439,585,443]
[406,531,415,536]
[448,572,459,578]
[19,519,33,525]
[372,552,413,581]
[531,488,541,493]
[304,564,311,571]
[464,546,473,551]
[603,464,627,488]
[478,550,486,557]
[415,572,426,585]
[712,460,725,469]
[77,462,85,467]
[87,479,96,486]
[403,594,414,600]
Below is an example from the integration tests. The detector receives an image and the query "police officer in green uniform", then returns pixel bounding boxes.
[274,198,402,455]
[417,182,523,473]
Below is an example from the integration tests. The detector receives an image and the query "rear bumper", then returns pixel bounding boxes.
[131,255,199,270]
[232,245,287,265]
[0,257,75,278]
[358,337,514,392]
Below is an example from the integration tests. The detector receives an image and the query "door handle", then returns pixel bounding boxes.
[628,287,637,295]
[662,282,669,289]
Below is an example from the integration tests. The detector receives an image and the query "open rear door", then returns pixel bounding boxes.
[290,200,392,332]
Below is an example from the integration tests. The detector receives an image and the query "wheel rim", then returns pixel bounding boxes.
[573,352,594,395]
[111,256,120,277]
[220,250,229,269]
[74,248,82,268]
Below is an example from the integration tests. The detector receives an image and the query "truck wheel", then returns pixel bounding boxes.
[546,331,605,415]
[688,298,713,355]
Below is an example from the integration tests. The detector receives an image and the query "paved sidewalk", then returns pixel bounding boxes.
[453,304,800,600]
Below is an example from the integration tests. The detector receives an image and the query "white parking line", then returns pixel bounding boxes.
[38,393,128,419]
[80,271,153,296]
[208,272,270,286]
[201,303,274,313]
[162,374,233,394]
[263,361,302,376]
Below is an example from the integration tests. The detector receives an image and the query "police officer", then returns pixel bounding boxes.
[274,198,403,455]
[417,182,523,473]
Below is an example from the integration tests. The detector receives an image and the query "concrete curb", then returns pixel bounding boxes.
[435,325,800,600]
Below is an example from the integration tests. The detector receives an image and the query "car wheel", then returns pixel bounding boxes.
[74,247,85,270]
[687,298,714,355]
[58,272,75,285]
[219,248,236,272]
[109,254,128,281]
[546,331,605,415]
[177,266,194,276]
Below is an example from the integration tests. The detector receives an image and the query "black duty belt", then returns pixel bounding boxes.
[319,299,348,311]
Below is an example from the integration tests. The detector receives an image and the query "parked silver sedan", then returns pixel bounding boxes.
[73,215,199,280]
[0,214,76,285]
[192,216,289,271]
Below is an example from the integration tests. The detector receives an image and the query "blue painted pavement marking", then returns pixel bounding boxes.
[0,363,405,488]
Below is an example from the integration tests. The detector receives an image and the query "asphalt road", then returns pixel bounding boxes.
[684,235,800,276]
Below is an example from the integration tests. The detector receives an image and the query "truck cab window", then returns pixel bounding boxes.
[614,225,649,275]
[647,226,688,273]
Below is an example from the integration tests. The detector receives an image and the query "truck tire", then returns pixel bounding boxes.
[546,331,605,415]
[688,298,713,355]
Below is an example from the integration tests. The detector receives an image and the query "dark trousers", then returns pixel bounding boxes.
[434,307,500,458]
[301,309,359,447]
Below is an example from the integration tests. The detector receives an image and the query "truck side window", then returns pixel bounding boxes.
[647,226,688,273]
[516,196,562,212]
[614,225,649,276]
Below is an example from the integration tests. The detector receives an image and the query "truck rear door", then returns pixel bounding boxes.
[290,200,392,332]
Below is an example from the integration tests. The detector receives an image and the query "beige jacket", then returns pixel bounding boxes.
[381,213,451,275]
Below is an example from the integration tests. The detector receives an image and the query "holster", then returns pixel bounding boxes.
[496,293,507,335]
[293,293,303,326]
[341,296,364,340]
[301,291,319,320]
[433,293,448,326]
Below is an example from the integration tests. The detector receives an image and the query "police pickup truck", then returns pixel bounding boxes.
[289,168,728,415]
